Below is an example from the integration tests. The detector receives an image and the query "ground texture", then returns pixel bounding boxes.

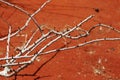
[0,0,120,80]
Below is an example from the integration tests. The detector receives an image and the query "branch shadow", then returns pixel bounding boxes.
[14,51,59,80]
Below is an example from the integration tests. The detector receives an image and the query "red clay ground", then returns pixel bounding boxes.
[0,0,120,80]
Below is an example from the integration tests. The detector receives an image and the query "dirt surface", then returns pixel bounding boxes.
[0,0,120,80]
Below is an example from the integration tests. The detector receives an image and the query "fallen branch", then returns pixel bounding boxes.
[0,0,120,78]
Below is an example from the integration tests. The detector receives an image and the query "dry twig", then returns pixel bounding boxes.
[0,0,120,77]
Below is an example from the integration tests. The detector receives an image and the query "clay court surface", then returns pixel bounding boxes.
[0,0,120,80]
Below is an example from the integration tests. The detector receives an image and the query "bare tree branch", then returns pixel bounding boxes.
[0,0,120,78]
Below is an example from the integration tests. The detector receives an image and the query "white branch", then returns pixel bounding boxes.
[6,26,11,64]
[0,0,120,78]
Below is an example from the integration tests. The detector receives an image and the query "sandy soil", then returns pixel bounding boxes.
[0,0,120,80]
